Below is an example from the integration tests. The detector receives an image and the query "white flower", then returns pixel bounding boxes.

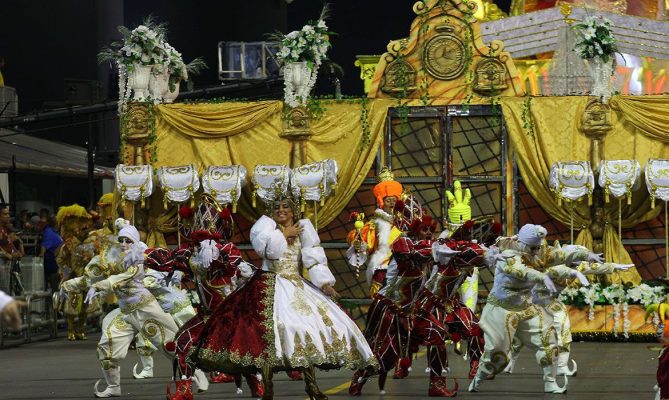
[584,26,596,40]
[286,30,299,40]
[317,19,327,29]
[302,25,315,35]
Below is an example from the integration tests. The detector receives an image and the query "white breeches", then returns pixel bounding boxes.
[478,303,557,377]
[510,300,571,358]
[135,304,197,356]
[96,300,179,368]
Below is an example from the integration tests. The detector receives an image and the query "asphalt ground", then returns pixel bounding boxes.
[0,333,659,400]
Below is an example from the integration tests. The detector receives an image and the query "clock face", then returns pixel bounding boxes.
[423,34,467,80]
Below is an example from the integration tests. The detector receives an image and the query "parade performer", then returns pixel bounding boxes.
[504,243,632,377]
[468,224,585,394]
[165,198,262,400]
[646,302,669,400]
[89,222,179,398]
[417,219,500,385]
[132,261,198,380]
[87,193,115,247]
[191,190,377,400]
[347,167,404,297]
[55,204,94,340]
[349,210,452,397]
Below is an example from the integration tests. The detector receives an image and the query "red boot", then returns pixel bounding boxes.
[167,379,193,400]
[468,360,479,379]
[287,370,303,381]
[210,372,235,383]
[428,376,458,397]
[393,357,411,379]
[245,373,264,398]
[348,370,367,396]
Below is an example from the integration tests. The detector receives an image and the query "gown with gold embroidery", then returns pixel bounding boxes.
[191,216,377,373]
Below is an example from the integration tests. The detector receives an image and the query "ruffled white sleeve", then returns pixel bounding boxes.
[299,219,336,288]
[251,215,287,260]
[0,290,13,312]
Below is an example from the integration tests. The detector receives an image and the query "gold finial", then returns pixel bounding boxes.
[377,166,395,183]
[560,3,574,24]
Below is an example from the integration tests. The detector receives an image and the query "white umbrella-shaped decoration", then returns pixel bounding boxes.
[115,164,154,209]
[289,160,339,229]
[157,164,200,248]
[202,165,247,213]
[599,160,641,258]
[251,165,292,208]
[157,165,200,209]
[646,159,669,278]
[549,161,594,244]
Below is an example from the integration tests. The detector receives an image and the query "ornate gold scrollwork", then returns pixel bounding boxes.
[380,59,417,96]
[473,58,508,94]
[580,99,613,169]
[580,99,613,138]
[125,102,151,166]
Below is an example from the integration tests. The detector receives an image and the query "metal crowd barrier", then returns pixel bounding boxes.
[0,291,103,348]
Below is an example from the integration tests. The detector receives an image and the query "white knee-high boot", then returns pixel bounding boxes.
[557,351,577,376]
[543,365,568,394]
[133,355,154,379]
[192,369,210,393]
[94,366,121,398]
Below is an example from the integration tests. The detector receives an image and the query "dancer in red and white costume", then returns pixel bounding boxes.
[163,198,262,400]
[191,192,377,400]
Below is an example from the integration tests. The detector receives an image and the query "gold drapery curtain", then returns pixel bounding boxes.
[609,96,669,144]
[501,95,669,285]
[150,99,393,239]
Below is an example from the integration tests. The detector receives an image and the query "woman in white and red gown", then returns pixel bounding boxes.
[190,194,377,400]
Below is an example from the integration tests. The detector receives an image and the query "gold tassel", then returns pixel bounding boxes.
[332,183,336,195]
[652,194,656,209]
[604,188,610,203]
[163,194,168,210]
[301,188,306,213]
[252,190,257,208]
[588,193,592,206]
[177,209,181,249]
[319,183,325,207]
[627,192,632,206]
[141,197,146,208]
[232,200,237,214]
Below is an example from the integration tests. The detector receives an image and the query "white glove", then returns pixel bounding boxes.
[613,263,634,271]
[543,274,557,294]
[84,287,97,304]
[124,242,148,266]
[198,240,220,270]
[436,246,461,256]
[570,270,590,287]
[588,252,604,263]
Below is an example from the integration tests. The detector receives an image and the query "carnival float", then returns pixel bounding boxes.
[105,0,669,343]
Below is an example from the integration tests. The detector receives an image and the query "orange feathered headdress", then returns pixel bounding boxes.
[373,167,403,208]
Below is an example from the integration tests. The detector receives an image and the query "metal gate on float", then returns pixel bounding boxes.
[308,104,512,321]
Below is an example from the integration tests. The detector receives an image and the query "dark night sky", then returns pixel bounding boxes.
[0,0,513,148]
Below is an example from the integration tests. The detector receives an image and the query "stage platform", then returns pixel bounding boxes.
[0,333,658,399]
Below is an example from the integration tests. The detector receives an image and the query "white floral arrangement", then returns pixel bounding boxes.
[572,15,620,102]
[268,5,333,108]
[98,16,206,111]
[572,16,619,63]
[561,283,667,338]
